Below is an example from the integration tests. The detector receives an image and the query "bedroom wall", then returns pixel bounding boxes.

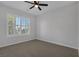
[0,3,36,47]
[36,3,78,49]
[77,2,79,55]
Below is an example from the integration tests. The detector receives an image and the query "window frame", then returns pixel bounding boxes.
[7,14,30,37]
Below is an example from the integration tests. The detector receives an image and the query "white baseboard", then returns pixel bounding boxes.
[0,39,33,48]
[37,37,78,50]
[0,36,78,50]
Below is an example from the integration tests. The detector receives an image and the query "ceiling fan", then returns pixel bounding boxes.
[24,1,48,11]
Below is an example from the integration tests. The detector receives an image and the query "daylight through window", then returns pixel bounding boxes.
[8,15,30,36]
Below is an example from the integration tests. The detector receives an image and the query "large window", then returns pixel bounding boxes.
[8,15,30,36]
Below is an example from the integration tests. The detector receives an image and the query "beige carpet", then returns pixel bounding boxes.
[0,39,78,57]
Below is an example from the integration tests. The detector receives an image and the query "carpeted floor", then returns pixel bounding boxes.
[0,39,78,57]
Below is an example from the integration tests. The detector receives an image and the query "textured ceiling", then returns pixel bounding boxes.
[0,1,76,15]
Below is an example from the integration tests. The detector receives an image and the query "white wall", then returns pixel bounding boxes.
[77,2,79,55]
[0,3,36,47]
[36,3,78,49]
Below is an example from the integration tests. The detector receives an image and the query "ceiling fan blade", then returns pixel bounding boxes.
[38,1,39,4]
[39,4,48,6]
[24,1,34,4]
[38,6,42,11]
[29,5,35,9]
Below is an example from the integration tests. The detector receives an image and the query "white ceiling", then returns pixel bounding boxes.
[0,1,76,15]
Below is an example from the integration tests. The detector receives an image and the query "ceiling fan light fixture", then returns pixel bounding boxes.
[35,5,38,8]
[24,1,48,11]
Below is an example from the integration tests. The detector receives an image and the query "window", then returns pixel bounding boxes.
[8,15,30,36]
